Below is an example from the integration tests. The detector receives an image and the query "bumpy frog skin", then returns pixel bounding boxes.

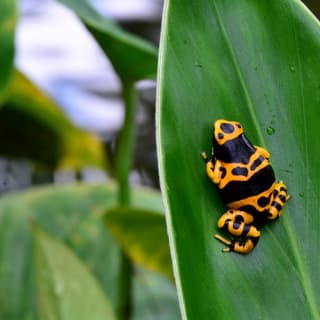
[201,120,290,254]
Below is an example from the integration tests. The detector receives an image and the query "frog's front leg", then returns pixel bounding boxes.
[201,152,223,184]
[268,181,290,220]
[255,146,270,159]
[214,209,261,254]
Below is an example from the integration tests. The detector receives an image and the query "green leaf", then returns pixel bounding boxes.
[56,0,158,82]
[132,269,181,320]
[0,183,179,319]
[0,0,17,103]
[157,0,320,319]
[1,71,107,170]
[0,183,120,319]
[33,225,117,320]
[105,207,173,280]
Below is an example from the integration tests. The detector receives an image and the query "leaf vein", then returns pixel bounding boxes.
[211,2,266,146]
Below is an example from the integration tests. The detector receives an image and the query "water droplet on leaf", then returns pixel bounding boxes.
[266,127,275,135]
[290,65,295,72]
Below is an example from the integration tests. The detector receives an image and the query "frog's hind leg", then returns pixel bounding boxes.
[268,181,290,220]
[214,209,261,254]
[215,234,260,254]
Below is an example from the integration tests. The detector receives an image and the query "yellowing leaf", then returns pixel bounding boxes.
[0,0,17,102]
[1,71,107,169]
[105,207,173,280]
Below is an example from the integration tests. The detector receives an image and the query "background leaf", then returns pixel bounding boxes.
[0,183,179,319]
[56,0,158,82]
[34,226,116,320]
[0,0,16,103]
[157,0,320,319]
[105,207,173,279]
[1,71,107,170]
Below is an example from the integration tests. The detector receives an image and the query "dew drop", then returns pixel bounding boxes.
[290,65,296,72]
[266,126,275,135]
[299,192,305,198]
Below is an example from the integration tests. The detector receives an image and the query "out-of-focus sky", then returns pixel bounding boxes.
[16,0,162,133]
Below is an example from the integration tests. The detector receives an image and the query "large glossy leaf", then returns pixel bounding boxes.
[157,0,320,319]
[0,0,16,103]
[0,183,179,319]
[57,0,158,82]
[1,71,107,169]
[34,226,116,320]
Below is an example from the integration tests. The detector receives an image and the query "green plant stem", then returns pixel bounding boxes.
[115,81,137,206]
[117,252,133,320]
[115,81,137,320]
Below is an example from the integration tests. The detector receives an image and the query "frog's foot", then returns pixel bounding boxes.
[201,147,215,162]
[268,181,290,220]
[214,234,259,254]
[200,152,209,162]
[215,209,260,254]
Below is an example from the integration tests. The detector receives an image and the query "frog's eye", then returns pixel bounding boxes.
[220,123,235,134]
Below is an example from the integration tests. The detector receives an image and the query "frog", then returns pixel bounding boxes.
[201,119,290,254]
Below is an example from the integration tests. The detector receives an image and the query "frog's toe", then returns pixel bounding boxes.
[200,152,208,161]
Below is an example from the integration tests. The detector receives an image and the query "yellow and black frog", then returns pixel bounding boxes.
[201,120,290,254]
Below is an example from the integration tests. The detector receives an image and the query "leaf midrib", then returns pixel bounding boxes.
[211,2,265,146]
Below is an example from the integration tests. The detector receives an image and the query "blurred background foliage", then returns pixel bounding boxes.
[0,0,318,319]
[0,0,179,319]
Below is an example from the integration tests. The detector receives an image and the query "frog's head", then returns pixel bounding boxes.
[213,119,243,146]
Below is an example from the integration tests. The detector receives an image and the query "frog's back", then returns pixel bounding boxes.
[219,164,275,205]
[215,133,276,217]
